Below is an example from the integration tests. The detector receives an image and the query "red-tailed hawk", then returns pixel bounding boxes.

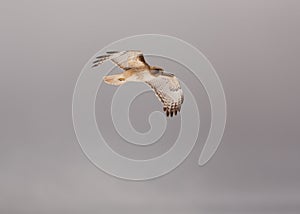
[92,50,184,117]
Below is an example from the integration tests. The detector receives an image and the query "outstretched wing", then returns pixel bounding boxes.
[146,73,184,117]
[92,50,149,70]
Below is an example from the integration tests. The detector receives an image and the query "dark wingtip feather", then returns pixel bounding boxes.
[166,111,170,117]
[96,54,109,59]
[106,51,119,54]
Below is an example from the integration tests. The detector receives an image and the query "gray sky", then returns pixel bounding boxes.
[1,0,300,213]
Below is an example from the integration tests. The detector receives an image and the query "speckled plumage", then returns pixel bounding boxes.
[92,50,184,117]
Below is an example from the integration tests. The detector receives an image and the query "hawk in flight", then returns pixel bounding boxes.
[92,50,184,117]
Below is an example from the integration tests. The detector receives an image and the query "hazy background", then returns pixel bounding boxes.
[1,0,300,213]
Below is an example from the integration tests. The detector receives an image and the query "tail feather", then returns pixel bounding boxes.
[103,74,126,86]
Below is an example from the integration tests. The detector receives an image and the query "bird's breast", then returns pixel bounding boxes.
[126,70,154,82]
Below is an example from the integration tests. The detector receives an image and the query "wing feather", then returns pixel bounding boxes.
[146,73,184,117]
[92,50,149,70]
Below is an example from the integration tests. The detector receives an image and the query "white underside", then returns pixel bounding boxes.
[126,71,154,82]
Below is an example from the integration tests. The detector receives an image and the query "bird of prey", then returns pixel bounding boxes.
[92,50,184,117]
